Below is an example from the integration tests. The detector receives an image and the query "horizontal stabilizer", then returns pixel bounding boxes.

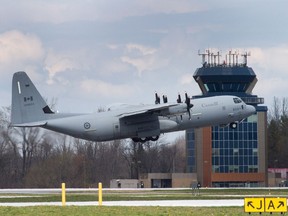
[11,121,47,127]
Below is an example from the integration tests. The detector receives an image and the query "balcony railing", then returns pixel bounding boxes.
[241,97,264,105]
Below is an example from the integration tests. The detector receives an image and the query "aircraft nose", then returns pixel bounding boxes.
[246,105,256,115]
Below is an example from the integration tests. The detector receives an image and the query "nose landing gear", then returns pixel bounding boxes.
[229,122,238,129]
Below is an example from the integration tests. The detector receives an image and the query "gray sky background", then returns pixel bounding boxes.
[1,0,287,117]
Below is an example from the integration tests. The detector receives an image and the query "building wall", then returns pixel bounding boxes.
[257,111,268,186]
[172,173,198,187]
[139,173,198,188]
[195,128,203,183]
[110,179,140,188]
[202,127,212,187]
[211,173,265,183]
[268,169,288,187]
[187,111,268,187]
[189,62,267,187]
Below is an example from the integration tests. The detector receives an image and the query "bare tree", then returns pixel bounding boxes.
[268,97,288,168]
[1,102,187,188]
[0,107,23,186]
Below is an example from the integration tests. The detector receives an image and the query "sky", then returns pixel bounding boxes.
[1,0,288,118]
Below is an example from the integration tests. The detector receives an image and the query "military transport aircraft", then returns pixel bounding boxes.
[11,71,256,142]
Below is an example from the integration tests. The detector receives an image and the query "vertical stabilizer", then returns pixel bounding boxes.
[11,71,53,125]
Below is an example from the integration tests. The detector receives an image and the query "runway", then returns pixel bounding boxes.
[0,199,244,207]
[3,188,276,207]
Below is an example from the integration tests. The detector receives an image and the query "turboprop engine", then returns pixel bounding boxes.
[155,92,193,119]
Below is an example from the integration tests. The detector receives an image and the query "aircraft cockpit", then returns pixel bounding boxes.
[233,98,242,104]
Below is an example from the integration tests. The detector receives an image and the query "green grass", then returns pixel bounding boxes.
[1,188,288,202]
[0,206,247,216]
[1,189,287,215]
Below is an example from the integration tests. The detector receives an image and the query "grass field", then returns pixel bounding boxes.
[0,188,287,202]
[0,188,287,215]
[0,206,248,216]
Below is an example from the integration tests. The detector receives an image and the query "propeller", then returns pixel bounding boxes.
[155,92,160,104]
[185,92,193,120]
[177,93,183,120]
[177,93,182,103]
[155,92,193,119]
[163,95,168,103]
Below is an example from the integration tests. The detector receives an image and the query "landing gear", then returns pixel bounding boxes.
[229,122,238,129]
[132,137,143,142]
[149,136,159,141]
[132,135,159,143]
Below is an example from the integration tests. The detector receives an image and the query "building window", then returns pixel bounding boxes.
[212,116,259,174]
[186,129,196,173]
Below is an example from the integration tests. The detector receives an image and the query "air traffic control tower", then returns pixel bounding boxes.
[186,50,268,187]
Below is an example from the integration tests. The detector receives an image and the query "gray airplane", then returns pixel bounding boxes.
[11,71,256,142]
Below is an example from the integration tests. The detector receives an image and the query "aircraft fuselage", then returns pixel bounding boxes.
[43,95,255,142]
[11,72,256,143]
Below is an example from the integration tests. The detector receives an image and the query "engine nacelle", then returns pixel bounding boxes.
[162,103,187,117]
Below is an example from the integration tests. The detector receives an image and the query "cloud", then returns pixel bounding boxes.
[249,45,288,78]
[237,45,288,107]
[121,43,168,76]
[0,1,101,24]
[0,30,44,64]
[179,73,194,85]
[101,58,131,76]
[0,0,208,24]
[80,79,133,98]
[120,55,155,77]
[125,44,157,56]
[140,0,207,14]
[44,50,82,84]
[253,77,288,107]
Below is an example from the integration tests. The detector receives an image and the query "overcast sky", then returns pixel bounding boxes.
[1,0,288,116]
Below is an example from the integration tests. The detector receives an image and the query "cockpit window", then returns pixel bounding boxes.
[233,98,242,104]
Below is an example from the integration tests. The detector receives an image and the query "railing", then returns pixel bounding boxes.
[241,97,264,105]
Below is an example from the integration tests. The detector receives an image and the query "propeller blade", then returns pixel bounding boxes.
[163,95,168,103]
[177,93,182,103]
[185,92,193,119]
[155,92,160,104]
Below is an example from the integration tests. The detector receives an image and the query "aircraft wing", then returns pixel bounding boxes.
[116,103,186,119]
[116,104,183,138]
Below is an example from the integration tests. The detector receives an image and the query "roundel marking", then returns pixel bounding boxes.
[84,122,91,129]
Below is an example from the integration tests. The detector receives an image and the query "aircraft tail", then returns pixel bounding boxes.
[11,71,54,126]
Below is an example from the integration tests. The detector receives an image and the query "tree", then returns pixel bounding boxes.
[0,107,23,187]
[268,97,288,168]
[0,103,187,188]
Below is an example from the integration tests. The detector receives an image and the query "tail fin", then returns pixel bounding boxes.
[11,71,54,126]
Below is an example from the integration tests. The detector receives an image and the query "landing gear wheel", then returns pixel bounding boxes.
[139,137,147,143]
[150,136,159,141]
[132,137,141,142]
[132,136,159,142]
[229,122,238,129]
[132,137,147,143]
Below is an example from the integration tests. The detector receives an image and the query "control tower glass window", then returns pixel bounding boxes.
[204,82,249,92]
[212,115,258,174]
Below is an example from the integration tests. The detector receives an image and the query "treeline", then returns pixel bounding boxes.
[2,96,287,188]
[267,97,288,168]
[0,107,185,188]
